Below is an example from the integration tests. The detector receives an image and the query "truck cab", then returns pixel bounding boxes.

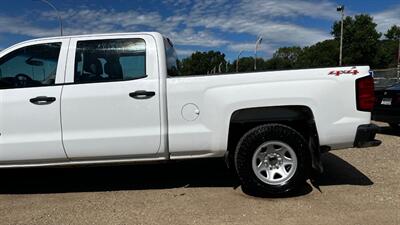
[0,33,167,163]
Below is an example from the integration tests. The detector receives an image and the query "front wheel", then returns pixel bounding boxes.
[234,124,309,196]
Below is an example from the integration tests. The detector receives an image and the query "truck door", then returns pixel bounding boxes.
[0,40,69,163]
[61,35,161,159]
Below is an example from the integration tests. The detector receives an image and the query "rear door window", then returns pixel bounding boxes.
[74,39,146,84]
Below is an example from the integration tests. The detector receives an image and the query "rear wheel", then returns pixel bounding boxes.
[234,124,309,196]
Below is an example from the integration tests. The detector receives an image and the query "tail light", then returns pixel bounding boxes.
[356,76,375,111]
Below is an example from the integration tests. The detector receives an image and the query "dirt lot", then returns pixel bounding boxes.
[0,123,399,225]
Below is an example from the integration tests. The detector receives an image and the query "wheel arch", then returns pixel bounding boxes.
[226,105,322,174]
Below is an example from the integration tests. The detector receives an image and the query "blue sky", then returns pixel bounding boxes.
[0,0,399,61]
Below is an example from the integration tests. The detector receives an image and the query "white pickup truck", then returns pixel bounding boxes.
[0,32,380,195]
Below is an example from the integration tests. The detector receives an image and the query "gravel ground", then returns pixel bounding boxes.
[0,122,399,225]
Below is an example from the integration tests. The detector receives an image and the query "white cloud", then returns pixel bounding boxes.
[188,16,329,46]
[373,6,400,33]
[171,0,333,46]
[0,15,59,37]
[176,48,195,57]
[228,42,275,54]
[40,9,229,48]
[41,9,165,34]
[167,29,229,47]
[0,1,335,56]
[228,43,257,52]
[162,0,192,8]
[1,0,398,59]
[237,0,339,20]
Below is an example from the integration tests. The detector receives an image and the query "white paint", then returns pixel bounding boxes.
[0,32,372,168]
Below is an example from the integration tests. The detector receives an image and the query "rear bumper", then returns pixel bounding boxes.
[353,124,381,148]
[372,108,400,123]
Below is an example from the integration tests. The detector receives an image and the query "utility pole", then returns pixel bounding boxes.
[397,37,400,82]
[337,5,345,66]
[254,35,263,71]
[34,0,63,36]
[236,50,243,73]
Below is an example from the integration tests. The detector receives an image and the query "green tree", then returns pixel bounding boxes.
[373,40,398,68]
[231,57,266,72]
[264,47,303,70]
[296,40,339,68]
[373,25,400,69]
[180,51,227,75]
[332,14,381,67]
[385,25,400,40]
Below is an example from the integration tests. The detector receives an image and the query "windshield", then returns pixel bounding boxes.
[164,37,180,76]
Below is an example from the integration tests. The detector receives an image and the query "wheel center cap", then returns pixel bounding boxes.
[265,153,282,166]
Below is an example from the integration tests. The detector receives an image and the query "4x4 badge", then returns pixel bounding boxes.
[328,67,359,76]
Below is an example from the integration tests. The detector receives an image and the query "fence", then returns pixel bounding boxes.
[372,67,400,90]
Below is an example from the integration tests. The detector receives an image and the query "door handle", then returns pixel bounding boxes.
[29,96,56,105]
[129,90,156,99]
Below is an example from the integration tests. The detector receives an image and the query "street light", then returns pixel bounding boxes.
[33,0,63,36]
[337,5,345,66]
[218,62,223,73]
[236,50,244,73]
[254,35,263,71]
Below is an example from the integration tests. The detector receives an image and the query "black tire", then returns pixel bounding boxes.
[389,123,399,130]
[234,124,309,196]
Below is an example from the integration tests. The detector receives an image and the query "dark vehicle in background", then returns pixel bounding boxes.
[373,83,400,130]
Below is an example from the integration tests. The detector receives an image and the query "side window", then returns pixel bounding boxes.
[74,39,146,84]
[0,43,61,89]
